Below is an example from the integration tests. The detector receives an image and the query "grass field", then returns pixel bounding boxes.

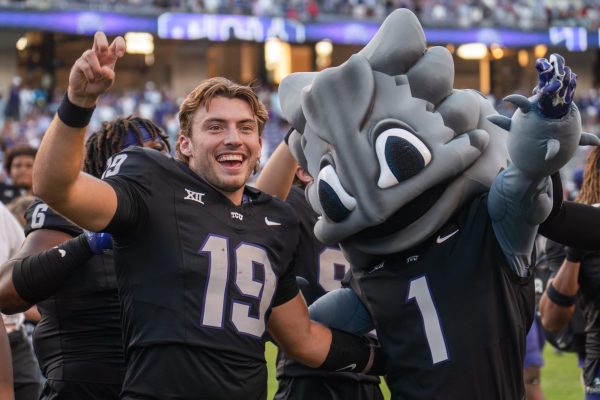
[265,342,582,399]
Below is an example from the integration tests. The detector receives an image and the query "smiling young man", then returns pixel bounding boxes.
[31,32,380,400]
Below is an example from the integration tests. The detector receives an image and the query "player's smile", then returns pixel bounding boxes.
[216,152,245,170]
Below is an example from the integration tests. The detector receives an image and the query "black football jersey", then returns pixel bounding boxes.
[276,186,379,384]
[24,199,125,386]
[351,194,534,400]
[102,147,300,400]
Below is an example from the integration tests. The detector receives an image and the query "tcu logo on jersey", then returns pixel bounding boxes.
[230,211,243,221]
[184,189,205,205]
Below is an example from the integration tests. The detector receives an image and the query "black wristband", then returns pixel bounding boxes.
[565,247,588,263]
[12,234,94,305]
[57,93,95,128]
[546,282,577,307]
[320,328,375,374]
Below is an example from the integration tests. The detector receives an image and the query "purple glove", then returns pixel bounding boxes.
[83,231,113,255]
[534,53,577,119]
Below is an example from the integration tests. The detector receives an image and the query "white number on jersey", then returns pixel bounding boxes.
[407,275,449,364]
[102,154,128,179]
[318,247,350,292]
[199,234,277,337]
[30,203,49,229]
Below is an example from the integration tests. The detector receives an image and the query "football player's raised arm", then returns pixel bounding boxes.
[255,140,297,200]
[33,32,124,232]
[0,318,14,400]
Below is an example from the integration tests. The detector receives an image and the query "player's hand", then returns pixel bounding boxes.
[83,231,113,255]
[68,32,125,108]
[533,54,577,119]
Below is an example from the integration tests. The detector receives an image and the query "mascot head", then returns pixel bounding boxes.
[279,9,509,267]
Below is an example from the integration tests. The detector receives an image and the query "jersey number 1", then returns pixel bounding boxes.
[199,235,276,338]
[407,276,449,364]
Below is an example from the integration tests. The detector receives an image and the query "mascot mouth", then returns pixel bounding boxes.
[350,180,450,240]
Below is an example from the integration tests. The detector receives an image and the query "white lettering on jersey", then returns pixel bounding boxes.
[184,189,205,205]
[406,255,419,263]
[230,211,243,221]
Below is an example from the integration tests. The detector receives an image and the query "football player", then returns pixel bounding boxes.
[31,32,382,400]
[0,116,170,400]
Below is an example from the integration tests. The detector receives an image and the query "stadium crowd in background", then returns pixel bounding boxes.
[6,0,600,29]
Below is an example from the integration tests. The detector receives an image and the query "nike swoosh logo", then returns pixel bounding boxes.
[336,363,357,372]
[58,249,66,258]
[265,217,281,226]
[436,229,459,244]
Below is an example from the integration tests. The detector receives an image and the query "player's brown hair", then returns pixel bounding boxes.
[83,116,171,178]
[176,77,269,164]
[576,147,600,205]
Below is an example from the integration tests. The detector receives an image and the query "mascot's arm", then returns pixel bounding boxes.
[487,54,598,277]
[309,288,375,335]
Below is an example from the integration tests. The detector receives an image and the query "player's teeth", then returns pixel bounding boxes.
[218,155,243,162]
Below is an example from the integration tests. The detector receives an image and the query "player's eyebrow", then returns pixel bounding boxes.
[202,118,257,126]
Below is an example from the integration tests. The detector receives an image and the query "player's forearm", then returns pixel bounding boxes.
[539,293,575,332]
[550,260,580,294]
[255,142,297,200]
[33,115,87,206]
[281,320,331,368]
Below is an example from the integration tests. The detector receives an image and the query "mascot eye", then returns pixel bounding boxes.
[317,165,356,222]
[376,128,432,189]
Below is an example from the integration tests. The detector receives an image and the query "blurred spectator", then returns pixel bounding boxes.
[0,146,36,205]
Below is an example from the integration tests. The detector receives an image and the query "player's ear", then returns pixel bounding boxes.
[178,134,193,158]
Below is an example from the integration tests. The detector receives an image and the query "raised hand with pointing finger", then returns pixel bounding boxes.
[68,32,125,109]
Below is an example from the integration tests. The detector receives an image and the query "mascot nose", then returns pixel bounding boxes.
[376,128,431,189]
[317,165,356,222]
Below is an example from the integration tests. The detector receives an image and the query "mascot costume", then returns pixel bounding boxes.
[278,9,599,400]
